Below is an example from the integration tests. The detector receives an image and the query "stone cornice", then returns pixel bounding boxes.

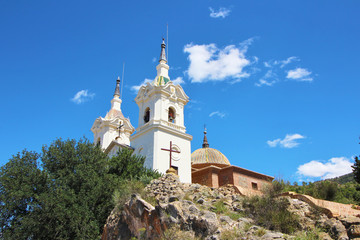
[130,121,192,142]
[135,82,189,105]
[91,116,135,135]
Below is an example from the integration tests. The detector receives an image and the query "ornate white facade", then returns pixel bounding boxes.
[91,78,135,155]
[130,40,193,183]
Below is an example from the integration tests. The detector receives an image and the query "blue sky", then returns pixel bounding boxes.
[1,0,359,183]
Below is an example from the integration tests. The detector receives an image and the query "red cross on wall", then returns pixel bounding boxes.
[161,141,180,170]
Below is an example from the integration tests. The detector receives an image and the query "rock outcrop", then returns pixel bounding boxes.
[102,174,360,240]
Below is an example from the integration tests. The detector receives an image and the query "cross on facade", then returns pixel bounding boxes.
[161,141,180,169]
[117,123,124,138]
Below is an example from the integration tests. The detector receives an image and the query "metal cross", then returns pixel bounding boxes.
[117,123,124,138]
[161,141,180,169]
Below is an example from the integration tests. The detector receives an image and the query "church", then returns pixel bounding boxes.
[91,40,273,195]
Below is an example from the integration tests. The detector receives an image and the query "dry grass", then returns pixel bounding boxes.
[161,225,200,240]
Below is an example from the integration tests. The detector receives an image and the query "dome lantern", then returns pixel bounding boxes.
[191,128,230,166]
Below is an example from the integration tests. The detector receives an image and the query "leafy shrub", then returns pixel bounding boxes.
[113,180,146,211]
[211,199,228,214]
[255,227,267,237]
[243,188,300,234]
[161,225,199,240]
[220,227,244,240]
[294,228,322,240]
[227,212,244,221]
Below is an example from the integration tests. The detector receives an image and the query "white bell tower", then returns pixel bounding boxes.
[130,39,192,183]
[91,77,135,156]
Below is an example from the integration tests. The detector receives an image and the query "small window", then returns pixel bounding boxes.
[144,108,150,123]
[168,107,175,123]
[96,137,101,146]
[252,182,258,190]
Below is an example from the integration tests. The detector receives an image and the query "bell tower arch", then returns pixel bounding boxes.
[91,77,135,155]
[130,39,192,183]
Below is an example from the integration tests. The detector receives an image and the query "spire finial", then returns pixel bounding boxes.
[202,125,209,148]
[114,77,121,98]
[159,38,167,63]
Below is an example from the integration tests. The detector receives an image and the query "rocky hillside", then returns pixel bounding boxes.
[102,174,360,240]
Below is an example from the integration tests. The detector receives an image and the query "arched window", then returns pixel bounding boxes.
[168,107,175,123]
[144,107,150,123]
[96,137,101,146]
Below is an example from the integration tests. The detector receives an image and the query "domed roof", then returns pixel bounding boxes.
[191,129,230,166]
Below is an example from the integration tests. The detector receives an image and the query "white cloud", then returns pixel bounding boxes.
[209,7,231,18]
[170,66,181,70]
[187,99,202,111]
[264,62,272,68]
[130,77,184,93]
[297,157,353,179]
[267,134,305,148]
[286,68,313,81]
[260,57,313,86]
[255,70,278,87]
[255,79,276,87]
[184,42,251,83]
[172,77,185,85]
[264,56,298,69]
[209,111,226,118]
[71,90,95,104]
[279,56,298,68]
[131,78,152,93]
[239,37,256,53]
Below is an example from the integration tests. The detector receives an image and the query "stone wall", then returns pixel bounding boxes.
[192,165,273,195]
[232,171,271,192]
[282,192,360,218]
[192,167,218,187]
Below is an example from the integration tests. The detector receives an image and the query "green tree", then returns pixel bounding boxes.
[352,138,360,184]
[0,150,47,239]
[0,138,161,240]
[353,156,360,184]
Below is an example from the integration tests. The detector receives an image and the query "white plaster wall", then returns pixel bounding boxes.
[153,95,162,121]
[94,126,115,150]
[153,130,192,183]
[138,98,156,128]
[131,129,155,169]
[102,127,116,149]
[131,126,192,183]
[93,121,132,150]
[156,63,169,78]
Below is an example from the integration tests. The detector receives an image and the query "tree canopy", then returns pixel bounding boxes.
[352,138,360,184]
[0,138,161,240]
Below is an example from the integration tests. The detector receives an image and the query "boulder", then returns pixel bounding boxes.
[318,232,333,240]
[192,210,219,236]
[320,218,348,240]
[349,225,360,238]
[339,215,360,228]
[219,215,233,226]
[260,232,285,240]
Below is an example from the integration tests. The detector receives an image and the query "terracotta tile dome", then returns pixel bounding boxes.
[191,147,230,166]
[191,129,230,166]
